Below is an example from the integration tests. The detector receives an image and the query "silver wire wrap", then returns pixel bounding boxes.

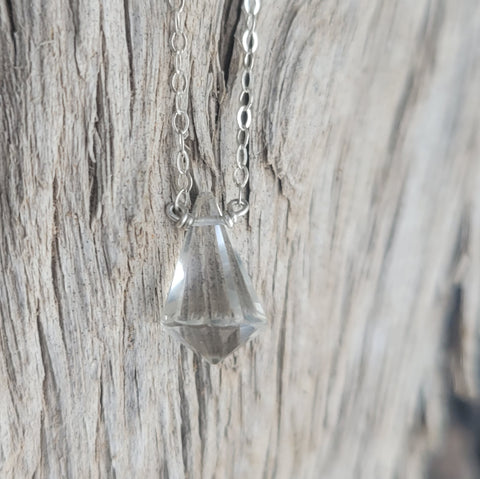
[166,0,194,227]
[166,0,260,228]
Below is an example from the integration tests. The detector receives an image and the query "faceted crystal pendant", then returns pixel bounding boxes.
[163,192,267,364]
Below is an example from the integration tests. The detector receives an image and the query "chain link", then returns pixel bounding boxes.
[167,0,193,227]
[166,0,260,227]
[226,0,260,225]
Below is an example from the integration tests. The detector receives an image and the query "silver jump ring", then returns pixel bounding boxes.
[174,188,190,211]
[241,70,251,90]
[242,30,258,53]
[237,129,250,147]
[175,93,186,113]
[174,52,183,71]
[234,166,250,188]
[244,0,260,15]
[173,110,190,136]
[236,145,248,167]
[166,203,193,229]
[227,198,250,218]
[174,11,183,32]
[239,90,251,107]
[176,211,193,229]
[246,14,256,31]
[176,173,193,192]
[171,31,187,52]
[176,150,190,174]
[237,106,251,130]
[171,71,187,93]
[177,133,186,151]
[244,52,254,70]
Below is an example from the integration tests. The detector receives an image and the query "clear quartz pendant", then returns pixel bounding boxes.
[163,192,267,364]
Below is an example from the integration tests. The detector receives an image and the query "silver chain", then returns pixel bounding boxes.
[167,0,260,228]
[166,0,194,228]
[225,0,260,226]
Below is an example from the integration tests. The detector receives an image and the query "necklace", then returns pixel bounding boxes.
[162,0,267,364]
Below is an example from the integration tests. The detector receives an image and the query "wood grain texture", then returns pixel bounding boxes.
[1,0,479,478]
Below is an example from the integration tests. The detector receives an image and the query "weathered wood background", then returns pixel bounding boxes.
[1,0,480,477]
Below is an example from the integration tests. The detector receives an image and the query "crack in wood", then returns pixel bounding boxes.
[51,175,67,351]
[219,0,242,87]
[4,0,17,59]
[123,0,135,127]
[178,368,191,476]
